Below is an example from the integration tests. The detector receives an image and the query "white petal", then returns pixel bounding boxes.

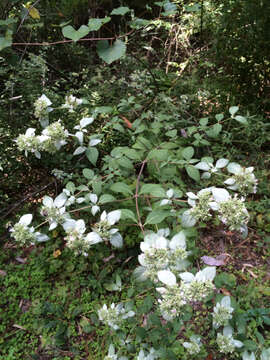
[91,205,100,216]
[25,128,36,137]
[89,138,101,147]
[75,131,84,144]
[181,210,196,228]
[166,189,174,198]
[186,192,198,200]
[201,171,211,179]
[199,266,216,281]
[179,272,194,283]
[170,232,186,250]
[155,236,168,249]
[107,210,121,225]
[221,296,231,307]
[80,117,94,128]
[227,162,242,174]
[89,194,98,204]
[209,201,219,211]
[212,188,230,203]
[73,146,86,155]
[85,232,102,245]
[43,195,53,207]
[224,178,236,185]
[35,232,50,242]
[223,325,233,336]
[110,232,123,248]
[160,199,170,206]
[100,211,107,221]
[138,254,147,266]
[19,214,33,226]
[76,197,85,204]
[54,192,67,208]
[233,340,243,348]
[157,270,177,286]
[195,162,211,171]
[76,219,86,234]
[49,221,57,231]
[216,158,229,168]
[62,219,76,232]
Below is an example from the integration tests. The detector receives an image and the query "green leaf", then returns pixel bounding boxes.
[88,17,111,31]
[110,182,133,195]
[139,184,166,198]
[99,194,116,204]
[182,146,194,161]
[120,209,137,222]
[215,273,236,289]
[124,148,142,160]
[92,181,102,195]
[82,168,94,179]
[111,7,130,16]
[62,25,90,42]
[145,210,171,225]
[235,115,248,125]
[86,147,98,166]
[117,156,134,170]
[97,39,126,64]
[185,165,200,182]
[206,123,222,138]
[147,149,169,161]
[0,36,12,51]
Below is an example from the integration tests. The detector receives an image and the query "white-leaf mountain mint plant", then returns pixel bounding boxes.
[212,296,234,329]
[216,325,243,354]
[183,186,250,236]
[156,267,216,320]
[183,335,202,355]
[136,229,189,282]
[98,303,135,330]
[10,214,49,246]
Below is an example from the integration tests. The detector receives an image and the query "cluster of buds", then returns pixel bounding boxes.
[216,326,243,354]
[16,121,68,158]
[156,267,216,320]
[98,303,135,330]
[136,229,189,282]
[10,214,48,246]
[212,296,234,329]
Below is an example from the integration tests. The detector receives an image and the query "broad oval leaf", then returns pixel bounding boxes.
[216,158,229,168]
[86,147,99,166]
[62,25,90,42]
[145,210,171,225]
[182,146,194,161]
[111,6,130,16]
[97,39,126,64]
[110,182,133,195]
[227,162,242,174]
[139,184,166,198]
[185,165,200,182]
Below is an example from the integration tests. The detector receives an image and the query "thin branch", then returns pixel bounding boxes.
[12,30,134,47]
[135,159,147,235]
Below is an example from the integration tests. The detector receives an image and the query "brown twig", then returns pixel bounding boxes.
[12,30,134,47]
[135,160,147,235]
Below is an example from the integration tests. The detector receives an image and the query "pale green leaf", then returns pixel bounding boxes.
[97,39,126,64]
[88,17,111,31]
[110,182,133,195]
[145,210,170,225]
[111,7,130,16]
[185,165,200,182]
[86,147,99,166]
[62,25,90,42]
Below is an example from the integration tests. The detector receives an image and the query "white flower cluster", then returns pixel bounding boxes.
[40,193,69,230]
[183,187,249,236]
[62,95,83,112]
[225,163,258,195]
[136,348,159,360]
[10,214,49,246]
[17,121,68,158]
[195,158,258,195]
[136,229,189,282]
[87,210,123,248]
[98,303,135,330]
[212,296,234,329]
[34,94,53,127]
[156,267,216,320]
[216,326,243,354]
[183,335,202,355]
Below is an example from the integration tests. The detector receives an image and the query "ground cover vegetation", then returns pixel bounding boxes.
[0,0,270,359]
